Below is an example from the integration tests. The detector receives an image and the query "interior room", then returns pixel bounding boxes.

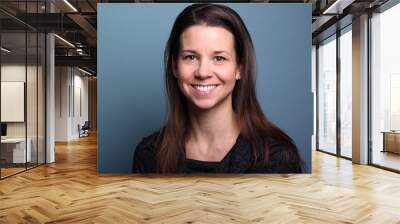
[0,0,399,223]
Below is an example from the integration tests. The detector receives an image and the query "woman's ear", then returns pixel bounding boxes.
[235,72,241,80]
[235,66,241,80]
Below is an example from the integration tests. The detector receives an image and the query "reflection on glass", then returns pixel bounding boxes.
[371,3,400,171]
[1,32,27,177]
[0,1,46,179]
[340,28,352,158]
[390,75,400,130]
[318,36,337,154]
[38,33,46,165]
[27,32,38,169]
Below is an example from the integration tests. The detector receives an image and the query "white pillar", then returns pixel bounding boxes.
[352,14,369,164]
[46,33,55,163]
[46,1,55,163]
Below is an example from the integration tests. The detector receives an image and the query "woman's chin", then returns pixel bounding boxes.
[189,99,217,111]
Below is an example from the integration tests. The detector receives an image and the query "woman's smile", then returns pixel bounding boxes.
[191,84,221,96]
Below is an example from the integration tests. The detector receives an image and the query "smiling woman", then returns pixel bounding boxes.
[176,25,240,110]
[132,3,304,174]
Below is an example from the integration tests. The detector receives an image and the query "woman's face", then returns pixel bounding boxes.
[175,25,241,110]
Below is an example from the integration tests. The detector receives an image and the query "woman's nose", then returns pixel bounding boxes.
[195,59,212,80]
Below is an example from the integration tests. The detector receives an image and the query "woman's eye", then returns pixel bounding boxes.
[214,56,226,63]
[184,55,196,61]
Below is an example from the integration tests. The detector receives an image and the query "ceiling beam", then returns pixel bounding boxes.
[322,0,356,14]
[55,55,96,69]
[67,13,97,46]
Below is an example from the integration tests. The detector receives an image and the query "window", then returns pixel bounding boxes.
[318,35,337,154]
[371,2,400,171]
[339,26,352,158]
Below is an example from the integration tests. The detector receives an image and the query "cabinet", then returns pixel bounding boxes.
[382,131,400,154]
[1,138,32,164]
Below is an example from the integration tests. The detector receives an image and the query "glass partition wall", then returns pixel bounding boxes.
[316,0,400,172]
[317,25,353,159]
[317,35,337,155]
[339,26,352,159]
[0,30,27,177]
[370,2,400,171]
[0,2,46,179]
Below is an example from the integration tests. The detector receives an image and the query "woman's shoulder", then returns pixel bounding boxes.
[266,138,304,173]
[132,130,160,173]
[248,137,304,173]
[136,131,160,152]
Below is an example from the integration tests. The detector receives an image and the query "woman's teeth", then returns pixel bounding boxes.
[193,85,218,91]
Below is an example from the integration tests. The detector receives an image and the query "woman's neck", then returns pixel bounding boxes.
[186,98,240,159]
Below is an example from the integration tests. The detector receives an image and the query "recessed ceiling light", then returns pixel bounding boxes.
[1,47,11,53]
[63,0,78,12]
[322,0,354,15]
[54,34,75,48]
[78,67,93,76]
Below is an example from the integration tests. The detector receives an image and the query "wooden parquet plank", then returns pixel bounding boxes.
[1,133,400,223]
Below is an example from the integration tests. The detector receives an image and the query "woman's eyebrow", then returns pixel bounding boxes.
[180,49,232,56]
[214,50,231,56]
[180,49,197,54]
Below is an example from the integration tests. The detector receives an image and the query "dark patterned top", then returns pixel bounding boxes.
[132,131,304,174]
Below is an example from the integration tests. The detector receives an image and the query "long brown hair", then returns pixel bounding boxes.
[157,3,299,173]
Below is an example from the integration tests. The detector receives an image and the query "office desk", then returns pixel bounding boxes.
[1,138,32,163]
[381,131,400,154]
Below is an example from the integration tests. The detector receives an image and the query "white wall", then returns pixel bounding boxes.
[1,66,26,137]
[1,65,40,138]
[55,66,89,141]
[55,66,70,141]
[70,71,89,138]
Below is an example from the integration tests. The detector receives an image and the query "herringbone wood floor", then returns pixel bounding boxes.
[1,133,400,223]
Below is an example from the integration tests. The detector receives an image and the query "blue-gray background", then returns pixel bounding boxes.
[98,3,312,173]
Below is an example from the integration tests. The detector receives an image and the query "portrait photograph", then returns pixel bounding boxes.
[97,3,312,174]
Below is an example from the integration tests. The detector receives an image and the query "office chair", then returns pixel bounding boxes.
[79,121,90,138]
